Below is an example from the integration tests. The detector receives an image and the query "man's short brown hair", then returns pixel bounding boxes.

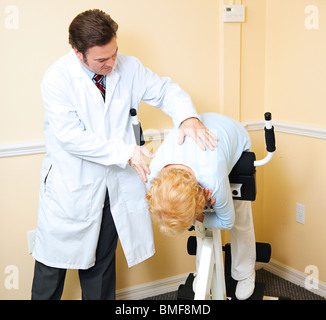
[68,9,118,55]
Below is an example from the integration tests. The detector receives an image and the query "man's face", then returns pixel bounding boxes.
[74,37,118,76]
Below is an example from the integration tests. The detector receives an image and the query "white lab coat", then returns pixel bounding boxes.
[33,50,198,269]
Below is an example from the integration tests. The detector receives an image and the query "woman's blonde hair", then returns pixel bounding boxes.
[146,167,205,236]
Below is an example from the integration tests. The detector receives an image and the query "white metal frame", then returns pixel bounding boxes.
[193,220,227,300]
[192,221,281,301]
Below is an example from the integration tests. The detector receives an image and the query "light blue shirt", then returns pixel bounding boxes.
[146,113,251,230]
[79,61,106,88]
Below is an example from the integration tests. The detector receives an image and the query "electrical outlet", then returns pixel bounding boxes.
[296,203,305,224]
[27,230,36,254]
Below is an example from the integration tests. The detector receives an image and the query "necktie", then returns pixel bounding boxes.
[93,74,106,101]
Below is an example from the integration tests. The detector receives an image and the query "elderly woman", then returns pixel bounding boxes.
[146,113,256,300]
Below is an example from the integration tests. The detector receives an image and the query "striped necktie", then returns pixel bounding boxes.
[93,74,106,101]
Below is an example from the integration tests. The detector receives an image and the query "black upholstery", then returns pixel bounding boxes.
[228,152,256,201]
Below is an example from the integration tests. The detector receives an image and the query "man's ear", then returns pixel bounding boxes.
[73,48,83,61]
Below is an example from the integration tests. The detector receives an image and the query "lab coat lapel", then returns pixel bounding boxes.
[68,49,121,113]
[104,70,120,115]
[67,50,102,105]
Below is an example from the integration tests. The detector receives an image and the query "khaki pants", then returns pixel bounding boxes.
[230,200,256,280]
[195,200,256,282]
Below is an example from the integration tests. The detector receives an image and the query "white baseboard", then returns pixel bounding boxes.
[117,260,326,300]
[116,273,190,300]
[257,259,326,298]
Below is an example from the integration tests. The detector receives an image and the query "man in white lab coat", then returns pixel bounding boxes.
[31,9,217,300]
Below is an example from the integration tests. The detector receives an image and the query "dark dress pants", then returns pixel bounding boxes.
[31,190,118,300]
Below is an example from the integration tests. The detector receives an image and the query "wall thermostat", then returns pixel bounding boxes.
[223,5,245,23]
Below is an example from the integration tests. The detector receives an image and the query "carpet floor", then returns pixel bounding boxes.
[144,269,325,300]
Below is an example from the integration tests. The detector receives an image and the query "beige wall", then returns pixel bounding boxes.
[0,0,219,300]
[0,0,220,144]
[1,0,326,299]
[265,0,326,126]
[262,0,326,283]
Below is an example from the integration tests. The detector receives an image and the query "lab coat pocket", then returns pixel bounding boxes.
[45,169,93,223]
[117,166,148,214]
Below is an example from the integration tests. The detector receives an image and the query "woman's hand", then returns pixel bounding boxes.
[196,188,216,223]
[203,188,216,206]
